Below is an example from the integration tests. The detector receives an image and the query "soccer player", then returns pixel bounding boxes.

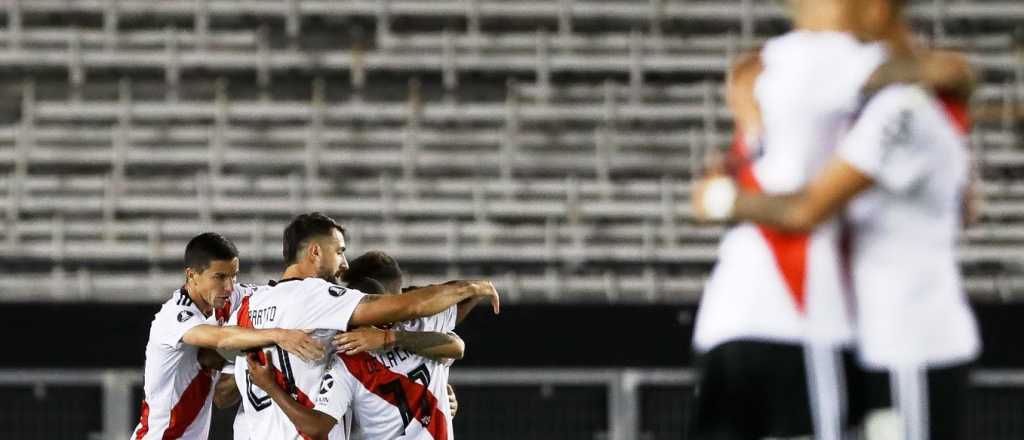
[131,232,324,440]
[230,213,499,439]
[335,250,471,362]
[692,3,980,439]
[688,1,889,438]
[244,249,481,439]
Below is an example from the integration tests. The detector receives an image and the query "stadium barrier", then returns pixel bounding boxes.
[2,368,1024,439]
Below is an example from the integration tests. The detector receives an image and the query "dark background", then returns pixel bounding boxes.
[6,302,1023,368]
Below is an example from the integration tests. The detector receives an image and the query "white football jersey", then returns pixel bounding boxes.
[694,31,887,351]
[231,278,366,440]
[313,306,458,440]
[130,284,255,440]
[839,84,980,368]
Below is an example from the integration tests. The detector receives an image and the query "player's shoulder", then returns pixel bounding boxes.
[234,282,266,296]
[862,84,933,118]
[154,289,202,324]
[276,277,354,300]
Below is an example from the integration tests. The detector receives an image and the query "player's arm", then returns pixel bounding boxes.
[864,51,975,100]
[692,156,874,232]
[334,327,465,360]
[726,50,764,136]
[349,280,499,327]
[742,161,872,231]
[447,383,459,417]
[181,325,324,362]
[246,354,336,440]
[213,373,240,409]
[399,283,487,325]
[694,86,931,231]
[455,296,485,324]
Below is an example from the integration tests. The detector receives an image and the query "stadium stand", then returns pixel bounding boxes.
[0,0,1021,304]
[2,2,1024,439]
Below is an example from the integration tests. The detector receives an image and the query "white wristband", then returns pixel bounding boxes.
[702,177,737,220]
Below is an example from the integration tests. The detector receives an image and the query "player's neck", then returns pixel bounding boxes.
[883,24,915,57]
[281,264,314,281]
[184,284,214,317]
[793,3,855,34]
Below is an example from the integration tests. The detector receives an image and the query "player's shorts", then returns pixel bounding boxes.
[690,339,816,439]
[845,361,971,440]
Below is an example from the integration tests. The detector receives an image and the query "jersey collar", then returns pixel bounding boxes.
[268,277,304,286]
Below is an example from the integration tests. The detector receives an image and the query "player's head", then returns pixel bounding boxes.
[341,250,403,295]
[184,232,240,310]
[784,0,906,42]
[346,277,388,295]
[850,0,910,45]
[282,212,349,283]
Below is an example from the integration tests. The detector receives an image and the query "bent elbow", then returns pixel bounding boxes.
[451,340,466,360]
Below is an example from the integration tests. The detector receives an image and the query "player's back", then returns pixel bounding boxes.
[317,306,458,440]
[694,30,887,350]
[132,284,253,440]
[233,278,366,439]
[840,84,979,368]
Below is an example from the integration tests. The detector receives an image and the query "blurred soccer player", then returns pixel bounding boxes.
[229,213,499,439]
[246,250,481,439]
[693,1,980,438]
[131,232,323,440]
[689,1,891,439]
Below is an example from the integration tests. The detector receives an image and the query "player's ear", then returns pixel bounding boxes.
[185,268,200,284]
[307,240,321,261]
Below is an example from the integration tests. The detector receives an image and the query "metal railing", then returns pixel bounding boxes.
[3,368,1024,440]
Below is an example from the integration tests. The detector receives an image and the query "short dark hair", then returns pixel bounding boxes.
[342,250,403,288]
[347,277,388,295]
[282,212,347,265]
[184,232,239,272]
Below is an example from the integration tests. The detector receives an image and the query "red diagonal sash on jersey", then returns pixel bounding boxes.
[340,352,449,440]
[134,401,151,439]
[237,296,252,328]
[731,130,811,312]
[215,299,232,324]
[937,95,971,135]
[238,295,315,440]
[162,369,214,439]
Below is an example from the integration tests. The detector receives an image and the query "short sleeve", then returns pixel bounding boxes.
[312,364,354,422]
[839,85,933,193]
[152,304,205,350]
[299,282,367,331]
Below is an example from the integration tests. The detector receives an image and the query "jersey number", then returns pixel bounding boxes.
[246,346,297,412]
[380,363,432,435]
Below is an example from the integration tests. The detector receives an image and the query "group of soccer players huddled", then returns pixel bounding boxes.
[129,0,986,438]
[689,0,980,439]
[131,212,500,440]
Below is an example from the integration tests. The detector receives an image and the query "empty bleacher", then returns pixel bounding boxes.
[0,0,1022,303]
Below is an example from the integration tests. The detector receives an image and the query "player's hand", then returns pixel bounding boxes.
[197,348,226,371]
[334,326,392,355]
[273,329,325,362]
[246,353,277,392]
[690,175,737,223]
[691,177,714,222]
[447,384,459,417]
[469,281,500,314]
